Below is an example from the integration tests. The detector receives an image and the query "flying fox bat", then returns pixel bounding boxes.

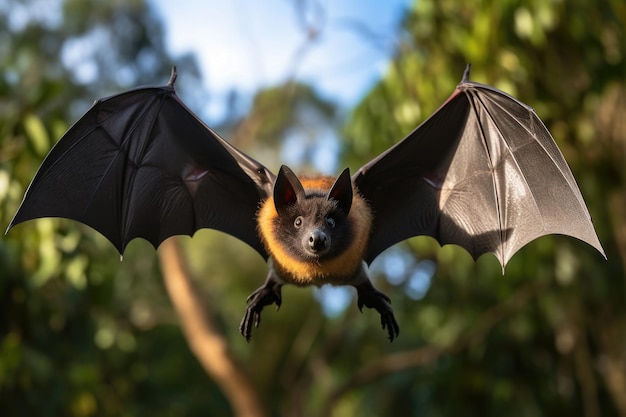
[7,65,605,342]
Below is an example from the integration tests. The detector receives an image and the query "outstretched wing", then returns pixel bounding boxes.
[8,68,275,258]
[354,65,605,268]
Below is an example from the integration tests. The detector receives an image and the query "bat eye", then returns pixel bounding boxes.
[326,217,336,228]
[294,216,303,228]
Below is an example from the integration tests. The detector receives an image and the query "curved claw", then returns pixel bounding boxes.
[380,308,400,342]
[356,283,400,342]
[239,281,282,342]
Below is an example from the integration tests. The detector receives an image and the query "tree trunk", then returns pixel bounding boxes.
[158,238,267,417]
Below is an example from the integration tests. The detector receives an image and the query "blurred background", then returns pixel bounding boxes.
[1,0,625,416]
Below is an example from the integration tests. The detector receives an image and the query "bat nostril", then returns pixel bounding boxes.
[308,230,328,251]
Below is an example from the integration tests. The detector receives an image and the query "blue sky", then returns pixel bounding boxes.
[150,0,411,118]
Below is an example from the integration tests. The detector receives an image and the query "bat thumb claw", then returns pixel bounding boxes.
[168,66,178,87]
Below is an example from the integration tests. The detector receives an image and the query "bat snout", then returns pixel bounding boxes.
[305,229,330,255]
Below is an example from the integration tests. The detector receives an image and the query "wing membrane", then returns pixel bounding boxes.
[9,76,274,258]
[354,68,604,267]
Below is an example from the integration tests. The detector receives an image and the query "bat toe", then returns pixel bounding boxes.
[239,279,283,341]
[355,282,400,342]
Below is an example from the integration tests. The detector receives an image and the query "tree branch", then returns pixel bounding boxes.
[158,238,267,417]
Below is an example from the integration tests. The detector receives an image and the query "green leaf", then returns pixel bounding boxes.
[23,113,49,157]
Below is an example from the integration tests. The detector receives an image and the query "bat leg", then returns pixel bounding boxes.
[239,270,283,341]
[354,277,399,342]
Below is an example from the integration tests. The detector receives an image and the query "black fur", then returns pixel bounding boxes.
[273,191,353,262]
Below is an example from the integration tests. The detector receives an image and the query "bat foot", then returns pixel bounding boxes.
[355,282,400,342]
[239,280,283,342]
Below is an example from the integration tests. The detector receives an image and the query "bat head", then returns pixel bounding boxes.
[272,165,354,261]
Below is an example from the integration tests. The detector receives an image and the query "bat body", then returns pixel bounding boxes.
[8,66,605,341]
[257,168,371,286]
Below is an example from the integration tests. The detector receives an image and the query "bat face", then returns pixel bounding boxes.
[256,166,373,285]
[272,176,353,262]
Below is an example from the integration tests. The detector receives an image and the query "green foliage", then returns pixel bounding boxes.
[0,0,215,415]
[2,0,625,416]
[341,0,626,415]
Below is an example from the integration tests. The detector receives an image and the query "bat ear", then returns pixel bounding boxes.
[274,165,305,215]
[327,168,353,214]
